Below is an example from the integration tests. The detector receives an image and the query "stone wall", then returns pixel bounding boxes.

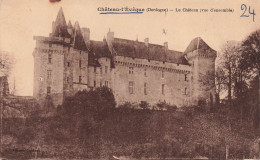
[113,56,192,107]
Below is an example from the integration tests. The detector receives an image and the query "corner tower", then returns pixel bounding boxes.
[33,8,71,108]
[185,37,217,105]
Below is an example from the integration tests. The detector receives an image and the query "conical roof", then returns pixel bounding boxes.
[184,37,215,54]
[68,20,73,28]
[73,21,88,51]
[52,7,71,38]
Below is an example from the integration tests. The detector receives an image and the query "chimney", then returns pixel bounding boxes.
[164,42,168,50]
[144,38,149,47]
[107,29,114,45]
[81,28,90,43]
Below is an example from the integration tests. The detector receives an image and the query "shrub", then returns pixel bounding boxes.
[155,101,177,111]
[140,101,149,110]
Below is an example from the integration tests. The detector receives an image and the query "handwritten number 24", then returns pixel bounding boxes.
[241,4,255,22]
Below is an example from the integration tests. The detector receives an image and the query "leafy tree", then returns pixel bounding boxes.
[240,29,260,129]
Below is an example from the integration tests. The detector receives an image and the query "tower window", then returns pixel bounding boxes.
[185,87,187,95]
[129,81,134,94]
[94,67,96,73]
[144,82,147,95]
[47,86,51,95]
[184,74,188,81]
[79,60,82,68]
[94,81,96,87]
[67,62,70,67]
[105,66,108,73]
[129,67,134,74]
[48,54,52,64]
[47,70,52,79]
[162,71,164,78]
[105,81,109,87]
[144,68,147,76]
[79,76,82,83]
[162,84,165,95]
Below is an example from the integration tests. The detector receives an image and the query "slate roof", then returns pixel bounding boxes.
[72,21,88,51]
[184,37,216,54]
[87,40,114,67]
[111,38,189,65]
[52,8,71,38]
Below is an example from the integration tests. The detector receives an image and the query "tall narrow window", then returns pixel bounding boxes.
[100,81,102,87]
[184,74,188,81]
[185,87,187,95]
[94,67,96,73]
[105,81,109,87]
[79,60,82,68]
[144,68,147,76]
[129,81,134,94]
[105,66,108,73]
[162,71,164,78]
[67,62,70,67]
[100,67,103,74]
[129,67,134,74]
[79,76,82,83]
[94,81,96,87]
[47,70,52,79]
[162,84,165,95]
[48,54,52,64]
[47,86,51,95]
[144,82,147,95]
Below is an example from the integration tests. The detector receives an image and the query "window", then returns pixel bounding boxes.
[105,81,109,87]
[66,77,69,83]
[48,54,52,63]
[105,66,108,73]
[129,81,134,94]
[129,67,134,74]
[67,62,70,67]
[162,71,164,78]
[47,70,52,79]
[47,86,51,95]
[185,87,187,95]
[144,68,147,76]
[79,60,81,68]
[100,67,103,74]
[94,67,96,73]
[79,76,82,83]
[162,84,165,95]
[184,74,188,81]
[144,83,147,95]
[94,81,96,87]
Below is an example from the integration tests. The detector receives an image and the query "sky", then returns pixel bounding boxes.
[0,0,259,96]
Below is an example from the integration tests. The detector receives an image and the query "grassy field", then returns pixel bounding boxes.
[1,106,259,159]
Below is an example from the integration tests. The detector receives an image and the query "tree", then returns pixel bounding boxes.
[0,51,15,77]
[218,41,242,106]
[240,29,260,130]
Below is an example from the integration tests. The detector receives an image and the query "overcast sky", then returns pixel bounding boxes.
[0,0,259,96]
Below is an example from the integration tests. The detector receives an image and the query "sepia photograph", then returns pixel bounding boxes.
[0,0,260,159]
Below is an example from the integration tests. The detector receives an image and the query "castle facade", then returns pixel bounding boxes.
[33,8,217,108]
